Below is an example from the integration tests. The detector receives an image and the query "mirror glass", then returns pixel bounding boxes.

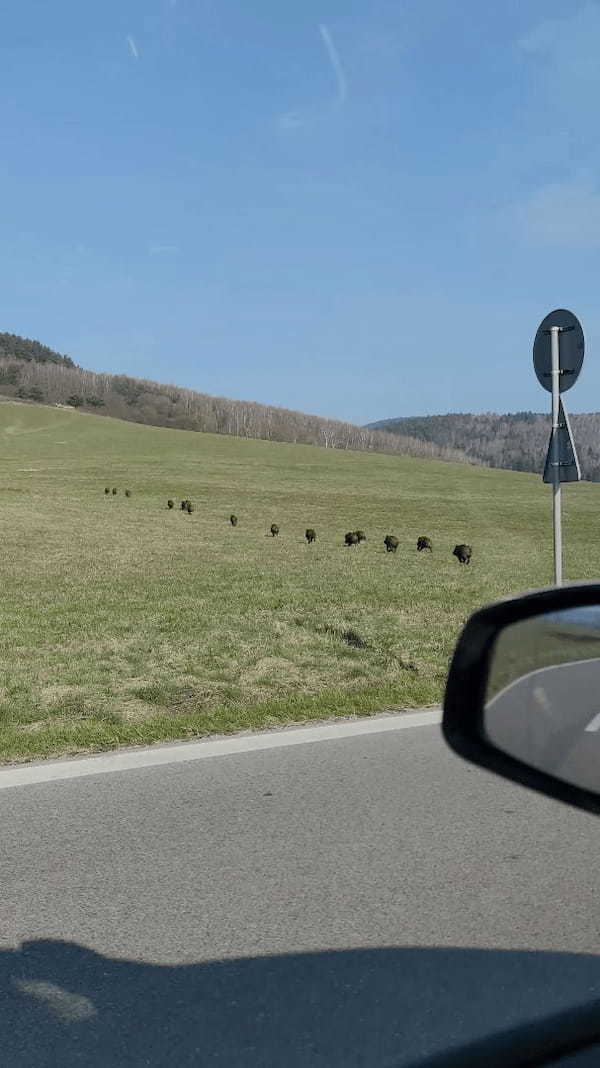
[484,605,600,794]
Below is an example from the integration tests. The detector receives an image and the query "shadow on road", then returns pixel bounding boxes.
[3,939,600,1065]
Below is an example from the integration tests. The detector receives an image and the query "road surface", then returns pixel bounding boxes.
[1,710,599,1066]
[485,657,600,793]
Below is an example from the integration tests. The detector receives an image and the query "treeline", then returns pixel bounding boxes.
[0,333,75,368]
[0,332,470,464]
[370,412,600,482]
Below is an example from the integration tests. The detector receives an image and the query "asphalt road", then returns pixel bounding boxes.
[1,712,600,1067]
[485,658,600,793]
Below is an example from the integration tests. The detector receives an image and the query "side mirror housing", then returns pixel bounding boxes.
[443,582,600,815]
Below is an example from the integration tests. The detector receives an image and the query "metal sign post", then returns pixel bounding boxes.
[533,309,584,587]
[550,326,562,585]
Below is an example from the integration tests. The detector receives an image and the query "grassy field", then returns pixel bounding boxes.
[487,619,600,701]
[0,398,599,762]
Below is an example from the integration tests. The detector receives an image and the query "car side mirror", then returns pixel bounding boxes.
[443,582,600,815]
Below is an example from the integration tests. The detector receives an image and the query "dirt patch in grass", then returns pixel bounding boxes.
[322,626,370,649]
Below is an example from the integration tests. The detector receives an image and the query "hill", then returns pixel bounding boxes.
[0,330,467,465]
[0,332,75,369]
[369,412,600,482]
[0,397,598,762]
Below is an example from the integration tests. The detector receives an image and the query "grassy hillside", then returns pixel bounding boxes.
[0,398,598,762]
[0,330,469,464]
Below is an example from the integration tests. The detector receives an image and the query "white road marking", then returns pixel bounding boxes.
[584,712,600,733]
[533,685,552,714]
[0,709,442,791]
[13,980,97,1022]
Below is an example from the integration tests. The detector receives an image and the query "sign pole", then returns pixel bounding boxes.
[534,308,583,586]
[550,325,562,586]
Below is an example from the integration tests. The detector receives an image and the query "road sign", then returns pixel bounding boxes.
[533,308,584,393]
[543,399,581,483]
[533,310,584,587]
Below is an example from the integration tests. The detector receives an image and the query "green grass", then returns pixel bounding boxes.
[0,397,599,762]
[487,620,600,700]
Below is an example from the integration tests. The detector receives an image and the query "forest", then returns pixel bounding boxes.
[370,413,600,482]
[0,332,468,464]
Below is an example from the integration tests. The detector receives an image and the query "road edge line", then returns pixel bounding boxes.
[0,709,442,790]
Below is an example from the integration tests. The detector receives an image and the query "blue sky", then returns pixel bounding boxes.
[1,1,599,424]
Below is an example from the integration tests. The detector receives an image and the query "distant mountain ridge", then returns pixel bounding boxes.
[368,413,600,482]
[0,331,470,465]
